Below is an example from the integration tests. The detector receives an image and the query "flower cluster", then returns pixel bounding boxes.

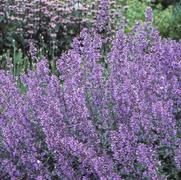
[95,0,110,33]
[0,8,180,179]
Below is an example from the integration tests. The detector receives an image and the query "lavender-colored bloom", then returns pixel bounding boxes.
[136,144,160,179]
[58,49,100,147]
[175,141,181,170]
[0,71,50,179]
[21,59,77,179]
[110,123,137,174]
[95,0,110,32]
[60,137,120,179]
[29,41,38,61]
[151,100,177,145]
[2,160,21,179]
[145,7,153,22]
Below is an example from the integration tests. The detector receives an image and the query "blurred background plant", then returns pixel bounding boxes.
[124,0,181,39]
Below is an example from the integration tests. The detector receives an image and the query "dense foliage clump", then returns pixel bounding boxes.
[0,8,180,179]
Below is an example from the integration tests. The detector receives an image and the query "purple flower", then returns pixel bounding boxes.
[136,144,161,179]
[2,160,21,179]
[95,0,110,32]
[145,7,153,22]
[110,123,137,174]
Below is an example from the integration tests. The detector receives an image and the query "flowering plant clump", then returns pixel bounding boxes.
[0,8,181,179]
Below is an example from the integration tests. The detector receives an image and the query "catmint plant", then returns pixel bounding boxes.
[0,7,180,180]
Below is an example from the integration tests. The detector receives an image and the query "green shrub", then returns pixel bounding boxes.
[123,0,181,40]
